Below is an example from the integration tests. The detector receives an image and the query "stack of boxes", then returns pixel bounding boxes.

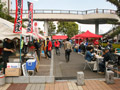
[5,63,21,76]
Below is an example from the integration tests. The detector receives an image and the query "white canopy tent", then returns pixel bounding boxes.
[0,18,37,40]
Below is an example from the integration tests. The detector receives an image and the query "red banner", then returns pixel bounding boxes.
[13,0,23,33]
[27,2,33,33]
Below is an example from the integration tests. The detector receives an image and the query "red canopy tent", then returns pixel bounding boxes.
[76,30,102,38]
[52,35,68,39]
[71,36,83,39]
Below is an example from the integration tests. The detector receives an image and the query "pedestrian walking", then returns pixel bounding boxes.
[64,38,72,62]
[54,39,60,55]
[46,38,52,59]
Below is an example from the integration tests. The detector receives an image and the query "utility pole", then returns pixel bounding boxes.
[8,0,9,15]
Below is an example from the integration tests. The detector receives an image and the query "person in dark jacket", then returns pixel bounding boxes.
[99,48,111,74]
[34,40,41,61]
[2,38,15,74]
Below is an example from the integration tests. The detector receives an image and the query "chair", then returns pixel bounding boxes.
[83,52,95,71]
[83,60,94,71]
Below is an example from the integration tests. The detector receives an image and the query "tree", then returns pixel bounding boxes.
[107,0,120,16]
[57,21,79,38]
[48,21,56,36]
[0,1,26,27]
[106,0,120,7]
[38,27,44,35]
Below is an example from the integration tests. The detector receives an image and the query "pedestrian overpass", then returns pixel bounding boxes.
[10,9,120,35]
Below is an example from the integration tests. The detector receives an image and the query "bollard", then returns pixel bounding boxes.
[0,74,5,86]
[77,72,85,86]
[105,71,114,84]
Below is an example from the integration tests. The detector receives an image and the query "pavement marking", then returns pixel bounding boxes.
[35,84,41,90]
[0,84,11,90]
[59,62,64,64]
[30,84,36,90]
[71,81,79,90]
[67,81,74,90]
[25,84,32,90]
[50,50,54,76]
[40,84,45,90]
[78,86,83,90]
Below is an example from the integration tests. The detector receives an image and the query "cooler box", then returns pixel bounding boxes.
[26,59,36,70]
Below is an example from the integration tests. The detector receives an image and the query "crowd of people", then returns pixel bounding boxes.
[0,36,119,76]
[73,39,119,74]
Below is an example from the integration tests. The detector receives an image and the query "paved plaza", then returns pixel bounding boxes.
[0,79,120,90]
[54,48,104,79]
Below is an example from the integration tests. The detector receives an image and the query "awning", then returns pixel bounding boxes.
[76,30,102,38]
[52,35,68,39]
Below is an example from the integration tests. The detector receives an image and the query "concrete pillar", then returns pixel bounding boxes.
[77,72,85,86]
[0,74,5,85]
[44,20,48,36]
[105,71,114,84]
[95,23,99,35]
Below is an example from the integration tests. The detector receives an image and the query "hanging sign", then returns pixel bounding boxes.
[27,2,33,33]
[13,0,23,33]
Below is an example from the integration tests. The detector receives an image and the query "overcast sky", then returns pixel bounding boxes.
[11,0,117,34]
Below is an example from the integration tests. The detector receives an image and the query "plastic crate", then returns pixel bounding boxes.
[26,59,36,70]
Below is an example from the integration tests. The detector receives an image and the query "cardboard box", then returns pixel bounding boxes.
[7,63,21,68]
[5,68,21,76]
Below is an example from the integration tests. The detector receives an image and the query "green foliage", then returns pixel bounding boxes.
[38,27,44,35]
[102,43,120,49]
[48,21,56,36]
[57,21,79,38]
[107,0,120,8]
[110,26,120,38]
[0,1,26,28]
[0,2,13,20]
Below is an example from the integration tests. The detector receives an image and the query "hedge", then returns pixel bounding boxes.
[101,43,120,49]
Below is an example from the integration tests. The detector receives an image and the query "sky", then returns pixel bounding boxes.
[11,0,117,34]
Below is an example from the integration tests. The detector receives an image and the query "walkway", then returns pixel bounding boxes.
[54,48,104,79]
[10,9,119,24]
[0,79,120,90]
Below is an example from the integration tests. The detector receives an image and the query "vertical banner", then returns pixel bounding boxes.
[34,22,38,35]
[27,2,33,33]
[13,0,23,33]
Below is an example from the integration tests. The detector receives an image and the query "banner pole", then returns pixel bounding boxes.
[20,34,22,63]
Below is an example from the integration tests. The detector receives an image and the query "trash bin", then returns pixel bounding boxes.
[0,74,5,86]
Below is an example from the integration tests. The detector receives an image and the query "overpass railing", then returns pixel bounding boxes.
[9,9,116,15]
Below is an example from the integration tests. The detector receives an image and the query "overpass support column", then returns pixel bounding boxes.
[95,23,99,35]
[44,20,48,36]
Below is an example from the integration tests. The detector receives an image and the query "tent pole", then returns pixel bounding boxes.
[20,34,22,63]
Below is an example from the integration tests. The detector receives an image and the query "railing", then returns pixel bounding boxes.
[9,9,117,15]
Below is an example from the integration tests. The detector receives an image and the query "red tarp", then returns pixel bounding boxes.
[52,35,68,39]
[76,30,102,38]
[71,36,82,39]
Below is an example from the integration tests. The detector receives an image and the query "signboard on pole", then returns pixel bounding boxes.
[27,2,33,33]
[13,0,23,33]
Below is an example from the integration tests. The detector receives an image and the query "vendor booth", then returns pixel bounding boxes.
[0,18,45,77]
